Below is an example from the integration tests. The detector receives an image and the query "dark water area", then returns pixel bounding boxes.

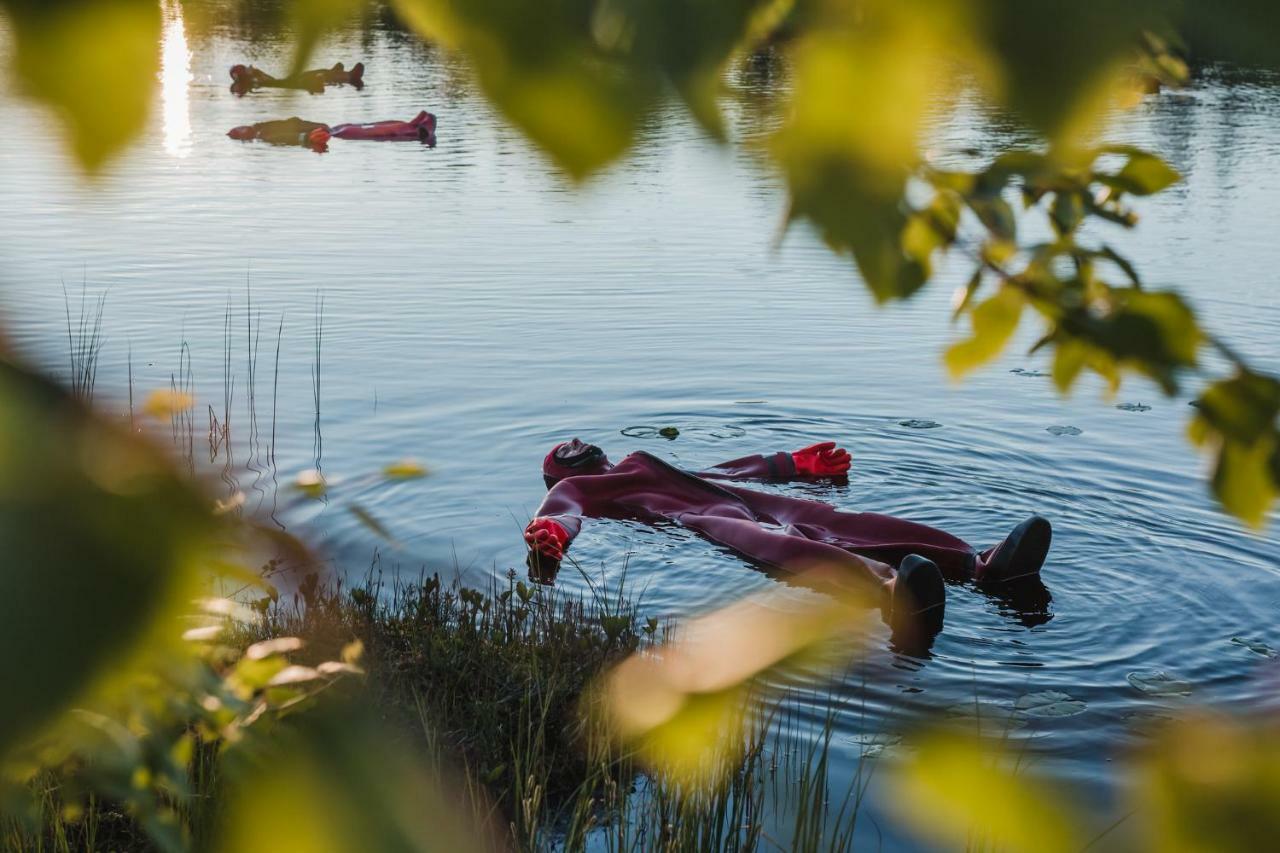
[2,5,1279,847]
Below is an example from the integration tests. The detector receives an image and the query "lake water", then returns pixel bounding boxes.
[2,6,1279,847]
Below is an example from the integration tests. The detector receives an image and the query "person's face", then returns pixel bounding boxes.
[553,438,609,472]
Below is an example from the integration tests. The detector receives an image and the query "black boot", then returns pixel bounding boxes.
[891,555,945,644]
[977,515,1052,583]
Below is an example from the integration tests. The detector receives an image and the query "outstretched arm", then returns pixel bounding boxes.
[699,442,851,482]
[523,479,589,563]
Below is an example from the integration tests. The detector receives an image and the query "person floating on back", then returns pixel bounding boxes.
[227,116,332,149]
[227,111,437,151]
[229,62,365,95]
[524,439,1053,648]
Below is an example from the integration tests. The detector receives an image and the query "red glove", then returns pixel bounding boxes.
[792,442,851,476]
[524,517,570,561]
[307,127,331,150]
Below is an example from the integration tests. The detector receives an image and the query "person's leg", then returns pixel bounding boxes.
[789,510,978,579]
[974,515,1052,582]
[799,510,1052,583]
[681,512,945,638]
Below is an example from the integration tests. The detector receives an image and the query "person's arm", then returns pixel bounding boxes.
[699,442,851,481]
[523,478,592,563]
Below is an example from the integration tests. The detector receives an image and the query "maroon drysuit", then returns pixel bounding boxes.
[531,450,983,590]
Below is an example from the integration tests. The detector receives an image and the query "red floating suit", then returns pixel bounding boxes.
[525,440,1047,591]
[330,111,437,143]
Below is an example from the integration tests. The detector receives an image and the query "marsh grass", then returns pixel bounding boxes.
[4,563,881,852]
[61,281,106,403]
[252,566,879,852]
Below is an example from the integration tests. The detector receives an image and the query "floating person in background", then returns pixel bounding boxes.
[227,112,438,151]
[227,117,331,150]
[229,62,365,95]
[331,110,437,146]
[524,439,1053,647]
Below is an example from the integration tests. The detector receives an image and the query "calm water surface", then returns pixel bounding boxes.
[2,8,1279,846]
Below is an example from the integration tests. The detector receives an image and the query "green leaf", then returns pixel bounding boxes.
[890,731,1081,853]
[950,268,984,323]
[773,0,966,302]
[1,0,161,172]
[287,0,368,76]
[392,0,643,178]
[1057,290,1201,394]
[217,705,487,853]
[1210,435,1277,528]
[383,459,429,479]
[944,285,1026,379]
[1105,151,1182,196]
[0,356,212,759]
[1050,191,1085,235]
[967,196,1017,242]
[1190,372,1280,446]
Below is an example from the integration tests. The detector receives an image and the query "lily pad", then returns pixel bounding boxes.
[658,427,680,439]
[1230,636,1277,658]
[846,732,903,758]
[1127,670,1193,697]
[1046,425,1083,436]
[900,419,942,429]
[942,702,1028,734]
[1116,402,1152,412]
[1014,689,1087,718]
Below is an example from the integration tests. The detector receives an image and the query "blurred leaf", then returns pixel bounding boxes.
[600,0,790,139]
[0,354,212,760]
[287,0,368,76]
[383,458,428,479]
[1208,438,1277,529]
[598,591,865,788]
[1,0,161,172]
[1188,372,1280,527]
[1101,150,1182,196]
[392,0,639,178]
[1177,0,1280,71]
[348,503,395,542]
[1190,372,1280,446]
[968,0,1160,143]
[393,0,781,175]
[1139,713,1280,852]
[244,637,304,661]
[216,705,490,853]
[143,388,194,419]
[891,731,1081,853]
[1058,290,1201,394]
[293,469,327,498]
[774,0,975,301]
[945,285,1025,378]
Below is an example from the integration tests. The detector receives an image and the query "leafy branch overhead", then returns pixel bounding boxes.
[1,0,1277,522]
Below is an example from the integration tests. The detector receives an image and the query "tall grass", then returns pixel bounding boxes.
[61,281,106,403]
[3,565,880,852]
[249,568,876,851]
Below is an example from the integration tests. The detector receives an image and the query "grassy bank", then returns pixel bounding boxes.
[3,566,872,852]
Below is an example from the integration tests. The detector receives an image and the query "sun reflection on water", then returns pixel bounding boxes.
[160,0,192,157]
